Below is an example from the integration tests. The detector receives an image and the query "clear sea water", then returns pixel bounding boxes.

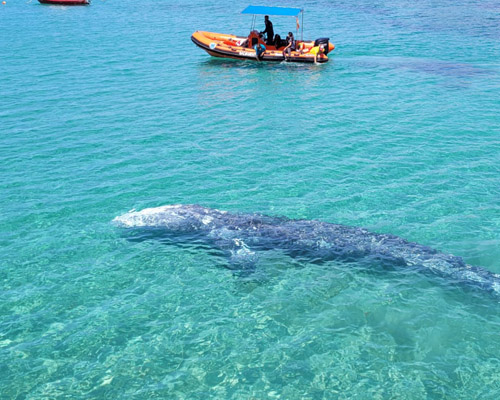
[1,0,500,398]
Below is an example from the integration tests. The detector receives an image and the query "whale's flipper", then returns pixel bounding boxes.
[212,238,259,275]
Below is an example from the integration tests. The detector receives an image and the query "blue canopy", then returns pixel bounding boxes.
[241,5,302,17]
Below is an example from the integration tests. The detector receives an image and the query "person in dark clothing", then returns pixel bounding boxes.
[260,15,274,46]
[282,32,296,59]
[274,34,282,48]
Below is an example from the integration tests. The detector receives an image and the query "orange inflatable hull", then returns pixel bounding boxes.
[191,31,334,63]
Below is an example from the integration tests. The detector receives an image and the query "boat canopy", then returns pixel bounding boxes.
[241,5,302,17]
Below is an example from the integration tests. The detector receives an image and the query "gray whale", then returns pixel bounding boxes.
[113,204,500,296]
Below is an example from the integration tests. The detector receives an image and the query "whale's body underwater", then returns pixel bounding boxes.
[113,205,500,296]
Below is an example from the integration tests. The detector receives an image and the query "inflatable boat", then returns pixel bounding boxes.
[191,6,335,63]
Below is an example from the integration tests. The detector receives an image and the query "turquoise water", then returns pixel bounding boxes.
[1,0,500,398]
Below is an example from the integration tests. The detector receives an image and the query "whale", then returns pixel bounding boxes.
[113,204,500,296]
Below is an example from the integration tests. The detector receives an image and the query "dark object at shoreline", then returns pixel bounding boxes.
[39,0,90,5]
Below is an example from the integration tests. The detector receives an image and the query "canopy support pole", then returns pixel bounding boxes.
[301,10,304,41]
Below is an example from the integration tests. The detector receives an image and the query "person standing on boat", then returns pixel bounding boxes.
[260,15,274,46]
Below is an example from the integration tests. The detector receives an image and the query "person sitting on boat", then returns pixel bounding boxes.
[273,34,282,48]
[282,32,297,59]
[259,15,274,46]
[252,37,266,60]
[310,43,326,63]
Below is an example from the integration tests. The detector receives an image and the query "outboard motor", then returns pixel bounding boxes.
[314,37,330,54]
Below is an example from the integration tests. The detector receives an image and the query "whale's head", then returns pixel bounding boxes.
[113,204,225,234]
